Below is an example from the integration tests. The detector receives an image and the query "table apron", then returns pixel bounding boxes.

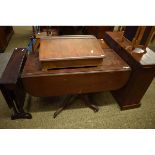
[22,71,130,97]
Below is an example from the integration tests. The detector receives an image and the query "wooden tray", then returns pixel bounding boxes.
[39,35,105,70]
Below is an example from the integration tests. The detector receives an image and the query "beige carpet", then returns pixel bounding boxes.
[0,26,155,129]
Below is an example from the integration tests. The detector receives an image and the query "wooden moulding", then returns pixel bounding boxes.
[39,35,105,70]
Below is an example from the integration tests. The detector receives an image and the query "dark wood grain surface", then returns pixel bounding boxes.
[23,40,130,77]
[22,40,131,97]
[104,32,155,109]
[39,35,105,69]
[0,48,27,85]
[39,35,105,61]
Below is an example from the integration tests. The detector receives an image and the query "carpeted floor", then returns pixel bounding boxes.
[0,26,155,129]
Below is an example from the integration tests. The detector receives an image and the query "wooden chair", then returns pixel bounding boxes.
[119,26,155,50]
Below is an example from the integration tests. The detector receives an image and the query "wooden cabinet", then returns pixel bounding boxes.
[0,26,14,52]
[33,26,114,39]
[83,26,114,38]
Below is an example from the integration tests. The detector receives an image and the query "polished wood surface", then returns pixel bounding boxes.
[0,48,27,85]
[112,68,155,110]
[22,40,131,97]
[104,32,155,109]
[39,35,105,69]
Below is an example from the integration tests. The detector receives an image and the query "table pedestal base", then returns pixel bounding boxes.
[53,94,99,118]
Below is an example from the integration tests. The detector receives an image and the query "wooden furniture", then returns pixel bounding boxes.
[121,26,155,50]
[104,32,155,109]
[39,35,105,70]
[0,48,32,119]
[1,32,155,119]
[83,26,114,38]
[53,94,99,118]
[22,40,130,97]
[0,26,14,52]
[31,26,114,52]
[21,40,131,118]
